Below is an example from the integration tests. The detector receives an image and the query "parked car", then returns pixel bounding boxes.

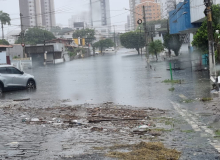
[105,47,115,51]
[0,65,36,93]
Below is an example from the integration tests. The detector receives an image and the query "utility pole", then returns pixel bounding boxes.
[143,5,149,67]
[20,13,25,58]
[113,25,116,50]
[204,0,215,77]
[139,27,142,55]
[43,32,47,65]
[90,0,93,27]
[167,19,171,57]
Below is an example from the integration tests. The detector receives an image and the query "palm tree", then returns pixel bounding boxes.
[149,40,164,61]
[0,11,11,40]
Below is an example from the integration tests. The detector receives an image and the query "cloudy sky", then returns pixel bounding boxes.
[0,0,130,38]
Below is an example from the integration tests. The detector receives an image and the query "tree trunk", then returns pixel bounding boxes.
[155,51,158,61]
[168,48,171,57]
[174,50,179,56]
[136,48,140,55]
[93,47,95,56]
[101,47,103,55]
[1,22,4,40]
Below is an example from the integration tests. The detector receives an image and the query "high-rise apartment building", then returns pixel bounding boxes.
[135,0,161,28]
[40,0,56,29]
[19,0,56,30]
[129,0,141,31]
[129,0,161,30]
[90,0,111,37]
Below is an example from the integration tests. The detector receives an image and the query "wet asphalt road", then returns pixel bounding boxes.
[0,48,213,109]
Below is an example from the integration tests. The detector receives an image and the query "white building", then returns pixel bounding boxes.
[68,12,90,28]
[6,30,21,45]
[19,0,56,30]
[91,0,111,37]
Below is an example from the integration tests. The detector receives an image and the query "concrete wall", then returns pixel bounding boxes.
[0,51,6,64]
[6,45,23,58]
[47,53,54,62]
[11,58,32,70]
[54,59,64,64]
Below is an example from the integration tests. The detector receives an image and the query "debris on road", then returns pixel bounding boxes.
[107,141,181,160]
[13,98,30,101]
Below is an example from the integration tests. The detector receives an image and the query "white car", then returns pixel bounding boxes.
[0,65,36,93]
[105,47,115,51]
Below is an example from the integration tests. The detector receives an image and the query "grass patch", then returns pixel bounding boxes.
[106,142,181,160]
[207,126,213,129]
[181,130,194,133]
[181,99,194,103]
[215,130,220,136]
[201,97,213,102]
[93,147,105,150]
[151,128,174,132]
[165,120,173,125]
[169,87,175,91]
[162,79,182,84]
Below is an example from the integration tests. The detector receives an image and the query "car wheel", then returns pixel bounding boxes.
[26,80,36,89]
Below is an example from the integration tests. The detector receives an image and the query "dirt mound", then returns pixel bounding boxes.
[107,142,181,160]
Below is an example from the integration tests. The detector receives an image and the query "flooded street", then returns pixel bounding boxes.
[1,48,220,159]
[0,48,213,109]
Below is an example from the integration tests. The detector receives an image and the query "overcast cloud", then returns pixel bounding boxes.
[0,0,129,38]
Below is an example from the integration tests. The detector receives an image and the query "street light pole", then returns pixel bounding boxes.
[20,13,25,58]
[143,5,149,67]
[204,0,215,77]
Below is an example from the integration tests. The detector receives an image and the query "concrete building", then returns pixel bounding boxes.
[19,0,56,30]
[40,0,56,30]
[91,0,111,36]
[126,15,131,31]
[129,0,161,30]
[129,0,141,31]
[68,12,90,28]
[6,30,21,44]
[169,0,220,53]
[135,0,161,28]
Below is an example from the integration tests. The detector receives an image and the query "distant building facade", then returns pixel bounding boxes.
[129,0,161,30]
[125,15,131,31]
[68,12,90,28]
[129,0,141,31]
[135,0,161,28]
[91,0,111,37]
[19,0,56,30]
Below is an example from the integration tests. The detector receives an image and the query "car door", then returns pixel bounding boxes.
[6,67,25,87]
[0,67,14,87]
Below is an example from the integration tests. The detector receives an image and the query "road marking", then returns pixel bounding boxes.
[170,100,220,153]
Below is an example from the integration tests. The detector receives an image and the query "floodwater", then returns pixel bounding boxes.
[0,48,213,109]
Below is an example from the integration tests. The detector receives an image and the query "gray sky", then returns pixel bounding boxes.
[0,0,129,38]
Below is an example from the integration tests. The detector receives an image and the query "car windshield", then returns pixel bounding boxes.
[0,0,220,159]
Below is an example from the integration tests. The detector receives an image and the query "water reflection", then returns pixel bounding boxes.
[0,49,215,109]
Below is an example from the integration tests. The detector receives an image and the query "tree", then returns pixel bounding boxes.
[120,31,145,54]
[163,33,182,56]
[15,27,55,45]
[0,39,9,45]
[149,40,164,61]
[50,26,61,35]
[0,11,11,39]
[192,5,220,53]
[92,39,114,54]
[72,28,96,44]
